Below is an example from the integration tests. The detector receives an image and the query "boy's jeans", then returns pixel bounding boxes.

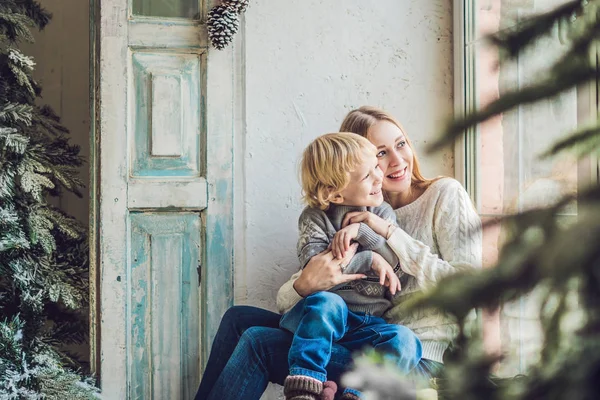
[279,291,422,382]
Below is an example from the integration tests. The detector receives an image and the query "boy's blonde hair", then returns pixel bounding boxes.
[301,132,376,210]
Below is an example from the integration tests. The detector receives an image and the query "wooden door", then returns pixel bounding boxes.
[90,0,234,398]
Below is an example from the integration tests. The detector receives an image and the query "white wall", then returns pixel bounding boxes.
[238,0,455,311]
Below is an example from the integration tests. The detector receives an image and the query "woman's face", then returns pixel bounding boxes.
[367,120,414,195]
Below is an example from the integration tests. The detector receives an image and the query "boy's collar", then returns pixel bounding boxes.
[325,204,369,231]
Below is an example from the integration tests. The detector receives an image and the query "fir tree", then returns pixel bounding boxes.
[422,2,600,398]
[0,1,98,398]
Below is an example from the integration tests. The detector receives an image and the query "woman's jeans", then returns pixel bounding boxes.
[194,305,442,400]
[279,292,423,382]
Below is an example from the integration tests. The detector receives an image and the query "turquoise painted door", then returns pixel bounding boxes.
[92,0,234,398]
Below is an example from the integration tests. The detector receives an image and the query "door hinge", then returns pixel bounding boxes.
[197,263,202,286]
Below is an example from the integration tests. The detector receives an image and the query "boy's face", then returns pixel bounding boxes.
[335,149,384,207]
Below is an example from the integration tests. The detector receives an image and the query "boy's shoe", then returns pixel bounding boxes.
[284,375,323,400]
[321,381,338,400]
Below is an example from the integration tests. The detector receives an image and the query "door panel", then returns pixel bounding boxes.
[93,0,234,398]
[130,50,204,178]
[129,213,200,399]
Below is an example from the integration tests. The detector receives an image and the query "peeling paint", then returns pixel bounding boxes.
[129,213,200,399]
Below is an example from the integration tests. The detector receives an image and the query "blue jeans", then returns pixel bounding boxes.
[280,292,423,382]
[194,305,440,400]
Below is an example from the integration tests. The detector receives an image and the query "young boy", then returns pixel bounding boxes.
[280,133,422,400]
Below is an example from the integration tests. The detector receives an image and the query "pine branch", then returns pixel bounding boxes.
[0,204,29,252]
[0,126,28,154]
[7,48,35,96]
[429,57,596,152]
[538,288,569,366]
[0,102,33,125]
[36,105,70,137]
[0,9,34,43]
[430,0,600,153]
[0,316,98,399]
[0,166,17,199]
[401,186,600,318]
[488,0,585,57]
[540,123,600,158]
[21,0,51,31]
[480,183,600,232]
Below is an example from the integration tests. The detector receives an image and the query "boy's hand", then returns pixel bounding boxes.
[342,211,389,238]
[331,223,360,259]
[371,253,401,295]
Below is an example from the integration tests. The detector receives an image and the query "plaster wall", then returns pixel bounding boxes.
[239,0,455,311]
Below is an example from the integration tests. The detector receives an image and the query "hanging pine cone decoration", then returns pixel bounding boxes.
[224,0,249,14]
[207,4,240,50]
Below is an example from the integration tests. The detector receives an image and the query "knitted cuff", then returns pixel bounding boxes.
[340,392,360,400]
[340,391,361,400]
[356,223,385,250]
[343,250,373,275]
[284,375,323,400]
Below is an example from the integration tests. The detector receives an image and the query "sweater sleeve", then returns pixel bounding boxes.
[386,180,482,290]
[358,202,399,268]
[297,208,330,268]
[298,207,373,274]
[276,270,304,314]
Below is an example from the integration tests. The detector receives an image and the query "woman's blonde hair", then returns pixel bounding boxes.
[301,132,376,210]
[339,106,438,192]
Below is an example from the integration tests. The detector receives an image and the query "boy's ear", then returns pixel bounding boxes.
[329,193,344,204]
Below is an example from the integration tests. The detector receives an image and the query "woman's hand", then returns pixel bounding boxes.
[371,253,401,295]
[342,211,389,238]
[331,223,360,259]
[293,243,365,297]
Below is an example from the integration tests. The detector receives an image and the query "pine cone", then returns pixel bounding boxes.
[224,0,249,14]
[207,4,240,50]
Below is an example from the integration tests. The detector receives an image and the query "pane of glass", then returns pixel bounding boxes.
[470,0,582,376]
[132,0,199,19]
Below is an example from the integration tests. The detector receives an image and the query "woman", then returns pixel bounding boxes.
[195,106,482,400]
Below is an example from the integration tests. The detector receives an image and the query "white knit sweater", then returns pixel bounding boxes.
[276,178,482,363]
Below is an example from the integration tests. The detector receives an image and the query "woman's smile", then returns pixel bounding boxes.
[386,167,408,181]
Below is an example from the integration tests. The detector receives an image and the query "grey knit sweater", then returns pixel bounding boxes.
[297,203,399,317]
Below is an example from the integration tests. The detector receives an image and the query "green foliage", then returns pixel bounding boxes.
[430,0,600,154]
[410,1,600,399]
[351,1,600,399]
[0,315,99,399]
[0,0,97,397]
